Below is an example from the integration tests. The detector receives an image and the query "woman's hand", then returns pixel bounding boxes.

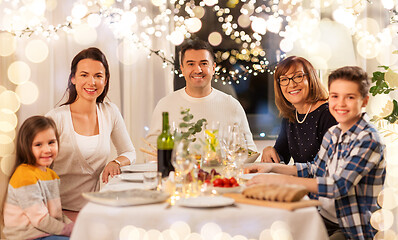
[244,163,273,174]
[102,161,121,183]
[261,146,281,163]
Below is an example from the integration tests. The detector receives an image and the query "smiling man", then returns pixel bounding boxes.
[148,38,257,151]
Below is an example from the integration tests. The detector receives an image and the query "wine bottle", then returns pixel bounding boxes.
[157,112,174,177]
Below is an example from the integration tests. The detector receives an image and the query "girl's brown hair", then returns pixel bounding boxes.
[16,116,59,167]
[274,56,329,122]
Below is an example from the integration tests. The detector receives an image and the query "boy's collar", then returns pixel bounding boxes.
[336,112,368,136]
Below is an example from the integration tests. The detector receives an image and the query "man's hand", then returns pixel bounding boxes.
[102,161,121,183]
[261,146,281,163]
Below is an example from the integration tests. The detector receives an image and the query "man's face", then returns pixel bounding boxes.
[180,49,216,92]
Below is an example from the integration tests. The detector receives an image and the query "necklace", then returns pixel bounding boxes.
[296,103,313,124]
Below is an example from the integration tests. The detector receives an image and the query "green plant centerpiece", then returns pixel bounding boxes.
[369,62,398,142]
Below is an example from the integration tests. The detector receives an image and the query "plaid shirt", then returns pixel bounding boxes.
[296,113,385,240]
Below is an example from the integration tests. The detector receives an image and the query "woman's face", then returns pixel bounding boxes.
[279,64,309,107]
[71,58,107,103]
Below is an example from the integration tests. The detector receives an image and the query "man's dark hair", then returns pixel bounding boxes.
[179,38,215,65]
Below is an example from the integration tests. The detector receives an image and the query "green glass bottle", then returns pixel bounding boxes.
[157,112,174,177]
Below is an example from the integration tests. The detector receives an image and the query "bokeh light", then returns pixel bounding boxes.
[25,39,49,63]
[237,15,251,28]
[72,3,88,19]
[151,0,165,7]
[193,6,205,19]
[169,30,185,45]
[204,0,218,6]
[356,35,380,59]
[117,41,141,65]
[161,229,180,240]
[376,44,398,66]
[8,61,31,85]
[73,24,97,45]
[279,38,293,52]
[208,32,222,46]
[0,142,15,157]
[0,90,20,112]
[15,81,39,105]
[144,229,162,239]
[377,187,398,210]
[374,229,397,240]
[0,129,15,144]
[259,229,272,240]
[119,225,141,239]
[201,223,222,239]
[251,17,267,35]
[87,14,102,28]
[0,32,17,57]
[185,18,202,33]
[0,110,18,132]
[170,221,191,239]
[356,17,380,36]
[1,154,16,177]
[184,233,203,240]
[370,209,394,231]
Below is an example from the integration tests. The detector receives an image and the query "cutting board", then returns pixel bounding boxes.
[223,193,321,211]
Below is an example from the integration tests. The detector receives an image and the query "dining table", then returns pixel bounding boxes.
[70,163,329,240]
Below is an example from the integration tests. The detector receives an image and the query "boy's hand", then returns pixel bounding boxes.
[61,222,74,236]
[246,174,287,186]
[261,146,281,163]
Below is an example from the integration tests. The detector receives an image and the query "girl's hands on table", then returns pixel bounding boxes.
[102,160,121,183]
[261,146,281,163]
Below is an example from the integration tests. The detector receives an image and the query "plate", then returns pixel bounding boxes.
[212,185,244,194]
[178,196,235,208]
[82,189,169,207]
[121,163,157,173]
[119,173,144,182]
[245,152,260,163]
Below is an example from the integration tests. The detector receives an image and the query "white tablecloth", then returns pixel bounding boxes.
[71,166,328,240]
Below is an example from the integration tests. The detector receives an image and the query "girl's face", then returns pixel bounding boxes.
[32,128,58,171]
[71,58,107,103]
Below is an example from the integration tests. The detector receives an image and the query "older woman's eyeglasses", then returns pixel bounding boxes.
[278,73,307,86]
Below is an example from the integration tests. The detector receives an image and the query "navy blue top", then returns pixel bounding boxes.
[274,102,337,164]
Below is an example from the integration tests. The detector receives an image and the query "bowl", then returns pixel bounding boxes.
[211,185,244,194]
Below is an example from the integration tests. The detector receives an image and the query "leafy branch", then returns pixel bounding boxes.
[174,108,207,142]
[369,66,395,96]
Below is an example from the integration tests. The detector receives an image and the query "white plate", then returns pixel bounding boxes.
[178,196,235,208]
[82,189,169,207]
[121,163,157,173]
[119,173,144,182]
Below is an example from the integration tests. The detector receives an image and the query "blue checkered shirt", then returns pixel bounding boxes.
[296,113,385,239]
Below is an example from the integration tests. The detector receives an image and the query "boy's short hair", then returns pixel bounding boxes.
[328,66,370,98]
[179,38,215,65]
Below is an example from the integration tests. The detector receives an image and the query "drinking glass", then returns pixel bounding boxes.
[220,124,248,178]
[171,140,196,196]
[143,172,162,190]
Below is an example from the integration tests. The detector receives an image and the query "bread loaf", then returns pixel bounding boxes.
[242,184,308,202]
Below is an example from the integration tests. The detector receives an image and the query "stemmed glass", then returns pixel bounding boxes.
[171,139,196,197]
[220,124,248,178]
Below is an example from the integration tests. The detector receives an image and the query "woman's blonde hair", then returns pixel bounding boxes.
[274,56,328,122]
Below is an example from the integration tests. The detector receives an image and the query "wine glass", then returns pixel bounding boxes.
[220,124,248,178]
[171,140,196,196]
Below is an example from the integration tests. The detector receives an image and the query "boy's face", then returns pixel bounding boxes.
[329,79,369,132]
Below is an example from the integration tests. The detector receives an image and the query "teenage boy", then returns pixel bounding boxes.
[245,66,385,240]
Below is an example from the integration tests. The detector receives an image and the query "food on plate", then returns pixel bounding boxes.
[197,169,239,188]
[242,184,308,202]
[212,177,239,188]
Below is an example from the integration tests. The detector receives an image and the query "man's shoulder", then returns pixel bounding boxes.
[158,89,185,103]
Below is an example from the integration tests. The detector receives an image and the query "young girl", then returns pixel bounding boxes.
[3,116,74,240]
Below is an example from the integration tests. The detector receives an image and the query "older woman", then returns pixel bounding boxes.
[262,56,337,164]
[46,47,136,220]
